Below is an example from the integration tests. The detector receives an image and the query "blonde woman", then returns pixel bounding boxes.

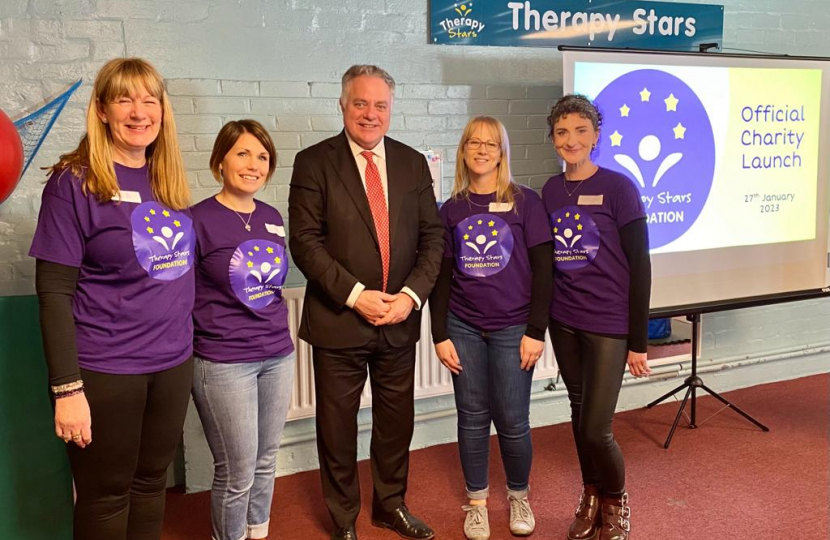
[30,57,193,540]
[428,116,553,540]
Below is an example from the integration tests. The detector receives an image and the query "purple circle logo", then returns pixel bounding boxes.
[551,206,600,270]
[454,213,514,277]
[229,239,288,309]
[594,69,715,249]
[131,202,194,280]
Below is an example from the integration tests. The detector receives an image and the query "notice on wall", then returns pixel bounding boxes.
[421,149,444,202]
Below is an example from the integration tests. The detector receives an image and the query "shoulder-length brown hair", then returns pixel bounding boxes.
[209,120,277,184]
[451,116,520,207]
[47,57,190,210]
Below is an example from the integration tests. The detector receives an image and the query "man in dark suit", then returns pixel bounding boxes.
[288,65,444,540]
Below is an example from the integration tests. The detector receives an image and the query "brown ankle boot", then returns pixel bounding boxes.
[599,492,630,540]
[567,484,602,540]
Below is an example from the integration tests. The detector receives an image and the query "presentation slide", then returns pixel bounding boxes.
[563,49,830,311]
[573,62,822,254]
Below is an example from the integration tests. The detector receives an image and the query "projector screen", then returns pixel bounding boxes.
[562,48,830,312]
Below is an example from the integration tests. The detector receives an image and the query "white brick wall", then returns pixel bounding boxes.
[702,298,830,357]
[170,79,559,210]
[0,0,828,310]
[2,0,828,490]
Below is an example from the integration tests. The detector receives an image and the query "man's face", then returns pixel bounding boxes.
[341,75,392,150]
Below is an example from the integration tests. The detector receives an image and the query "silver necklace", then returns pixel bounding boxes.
[217,194,255,231]
[233,209,253,231]
[563,176,589,197]
[466,186,497,207]
[467,194,494,208]
[563,165,598,197]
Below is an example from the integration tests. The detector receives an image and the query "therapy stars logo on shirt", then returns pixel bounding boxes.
[229,239,288,309]
[454,213,514,277]
[594,69,716,249]
[550,206,600,270]
[131,202,194,280]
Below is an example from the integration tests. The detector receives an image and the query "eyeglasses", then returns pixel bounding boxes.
[466,139,501,153]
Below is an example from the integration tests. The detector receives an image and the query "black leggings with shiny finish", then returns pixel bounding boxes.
[550,320,628,495]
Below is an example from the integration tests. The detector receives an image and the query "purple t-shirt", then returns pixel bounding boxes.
[441,186,552,331]
[29,164,195,374]
[542,167,646,335]
[191,197,293,363]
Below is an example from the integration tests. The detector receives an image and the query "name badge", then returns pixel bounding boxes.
[112,190,142,203]
[265,223,285,237]
[578,194,603,206]
[489,202,513,212]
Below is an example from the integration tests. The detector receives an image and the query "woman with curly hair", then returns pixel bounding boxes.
[542,95,652,540]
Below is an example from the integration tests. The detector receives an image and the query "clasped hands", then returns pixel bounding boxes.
[354,289,414,326]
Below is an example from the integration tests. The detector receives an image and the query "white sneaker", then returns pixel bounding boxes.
[462,504,490,540]
[508,493,535,536]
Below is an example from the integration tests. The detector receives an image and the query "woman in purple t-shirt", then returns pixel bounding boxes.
[429,117,553,540]
[190,120,295,540]
[542,95,652,540]
[29,58,194,540]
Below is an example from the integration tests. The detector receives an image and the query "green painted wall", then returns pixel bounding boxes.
[0,295,72,540]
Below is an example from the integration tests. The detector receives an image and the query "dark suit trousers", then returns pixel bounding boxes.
[313,333,416,527]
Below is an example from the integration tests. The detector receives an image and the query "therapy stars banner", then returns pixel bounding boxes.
[429,1,723,51]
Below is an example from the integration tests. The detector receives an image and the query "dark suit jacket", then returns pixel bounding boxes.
[288,131,444,349]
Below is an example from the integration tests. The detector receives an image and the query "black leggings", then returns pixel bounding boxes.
[550,320,628,495]
[66,358,193,540]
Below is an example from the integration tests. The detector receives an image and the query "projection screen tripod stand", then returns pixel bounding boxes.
[646,313,770,449]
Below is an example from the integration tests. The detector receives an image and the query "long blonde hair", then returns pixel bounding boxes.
[47,58,190,210]
[450,116,519,207]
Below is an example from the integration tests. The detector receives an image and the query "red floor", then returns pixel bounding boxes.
[164,373,829,539]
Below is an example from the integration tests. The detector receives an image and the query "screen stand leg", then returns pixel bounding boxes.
[645,313,770,449]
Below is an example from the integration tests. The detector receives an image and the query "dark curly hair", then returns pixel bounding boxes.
[546,94,603,138]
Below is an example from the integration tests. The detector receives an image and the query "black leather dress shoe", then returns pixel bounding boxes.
[371,503,435,539]
[331,524,358,540]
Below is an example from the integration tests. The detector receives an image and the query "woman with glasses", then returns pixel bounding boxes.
[429,116,553,540]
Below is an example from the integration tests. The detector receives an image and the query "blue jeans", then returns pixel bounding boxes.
[192,353,296,540]
[447,311,534,497]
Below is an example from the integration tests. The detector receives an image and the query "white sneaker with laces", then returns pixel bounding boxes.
[508,493,535,536]
[462,504,490,540]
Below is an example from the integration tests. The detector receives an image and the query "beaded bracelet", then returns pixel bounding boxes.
[51,380,84,398]
[54,387,85,399]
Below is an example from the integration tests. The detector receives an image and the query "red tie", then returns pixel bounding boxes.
[361,151,390,292]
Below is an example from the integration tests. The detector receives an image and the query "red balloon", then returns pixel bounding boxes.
[0,108,24,204]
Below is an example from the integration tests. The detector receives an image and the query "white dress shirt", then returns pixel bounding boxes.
[343,133,421,310]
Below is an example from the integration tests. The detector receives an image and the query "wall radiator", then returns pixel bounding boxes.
[284,287,559,421]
